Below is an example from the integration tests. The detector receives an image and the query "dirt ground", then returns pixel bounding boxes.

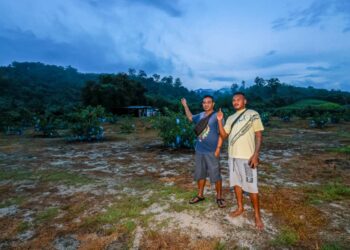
[0,118,349,249]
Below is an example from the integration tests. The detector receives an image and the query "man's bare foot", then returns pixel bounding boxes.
[255,217,264,231]
[229,209,244,218]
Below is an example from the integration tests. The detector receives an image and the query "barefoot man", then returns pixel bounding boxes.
[181,96,226,208]
[216,92,264,230]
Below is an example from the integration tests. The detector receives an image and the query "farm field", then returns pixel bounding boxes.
[0,118,349,249]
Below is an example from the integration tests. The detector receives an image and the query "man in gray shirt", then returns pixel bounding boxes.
[181,95,226,208]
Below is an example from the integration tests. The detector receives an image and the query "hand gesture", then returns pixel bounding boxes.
[217,108,224,121]
[181,98,187,107]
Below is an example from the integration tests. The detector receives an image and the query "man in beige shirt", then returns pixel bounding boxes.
[217,92,264,230]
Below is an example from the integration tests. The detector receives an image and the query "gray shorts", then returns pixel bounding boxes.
[194,152,222,183]
[228,158,258,193]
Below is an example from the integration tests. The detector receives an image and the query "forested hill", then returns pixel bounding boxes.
[0,62,98,112]
[0,62,200,114]
[1,62,350,116]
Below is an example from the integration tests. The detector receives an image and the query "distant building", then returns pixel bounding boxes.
[116,106,158,117]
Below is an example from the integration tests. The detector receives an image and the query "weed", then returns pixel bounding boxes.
[271,227,299,246]
[307,182,350,204]
[39,170,94,186]
[35,207,59,224]
[16,221,31,233]
[0,170,35,181]
[0,196,25,208]
[321,241,348,250]
[328,145,350,155]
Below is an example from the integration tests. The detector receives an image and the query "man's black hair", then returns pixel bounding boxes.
[202,95,215,102]
[233,92,246,98]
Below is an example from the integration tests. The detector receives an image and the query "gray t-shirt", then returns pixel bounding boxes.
[192,112,222,153]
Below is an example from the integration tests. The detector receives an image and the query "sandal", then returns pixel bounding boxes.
[189,196,205,204]
[216,198,226,208]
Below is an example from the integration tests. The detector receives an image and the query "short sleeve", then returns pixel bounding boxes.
[192,113,201,124]
[223,116,232,134]
[252,114,264,132]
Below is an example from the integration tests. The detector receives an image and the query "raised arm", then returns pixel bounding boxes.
[181,98,193,122]
[217,108,229,139]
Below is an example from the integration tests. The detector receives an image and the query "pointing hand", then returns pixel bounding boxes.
[217,108,224,121]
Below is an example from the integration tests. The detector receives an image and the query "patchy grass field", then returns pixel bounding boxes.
[0,118,349,249]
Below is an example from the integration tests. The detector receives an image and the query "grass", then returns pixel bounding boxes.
[0,169,35,181]
[261,186,327,246]
[80,195,154,234]
[328,145,350,154]
[39,170,95,186]
[321,241,348,250]
[307,182,350,204]
[16,221,31,233]
[35,207,60,224]
[271,227,299,247]
[0,169,95,186]
[279,99,342,110]
[0,196,25,208]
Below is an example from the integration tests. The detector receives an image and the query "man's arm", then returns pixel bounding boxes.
[181,98,193,122]
[215,135,223,158]
[248,131,263,168]
[217,108,229,139]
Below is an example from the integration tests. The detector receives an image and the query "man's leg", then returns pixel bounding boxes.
[190,153,207,204]
[215,180,222,199]
[198,179,206,197]
[229,185,244,217]
[250,193,264,230]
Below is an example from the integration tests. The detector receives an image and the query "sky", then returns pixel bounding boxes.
[1,0,350,91]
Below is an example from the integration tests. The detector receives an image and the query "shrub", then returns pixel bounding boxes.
[309,114,328,129]
[66,105,106,142]
[153,108,195,148]
[119,116,135,134]
[260,112,270,126]
[33,112,61,137]
[1,108,32,135]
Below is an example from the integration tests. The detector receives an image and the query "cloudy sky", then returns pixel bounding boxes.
[1,0,350,91]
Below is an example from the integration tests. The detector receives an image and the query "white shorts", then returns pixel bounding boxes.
[228,158,258,194]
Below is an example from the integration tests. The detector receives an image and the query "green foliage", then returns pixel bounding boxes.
[40,170,94,186]
[309,114,328,129]
[329,145,350,154]
[66,105,106,142]
[271,227,299,246]
[321,241,348,250]
[308,182,350,204]
[1,107,32,134]
[35,207,59,224]
[82,73,147,113]
[282,99,342,110]
[34,112,61,137]
[0,62,95,113]
[119,116,136,134]
[260,112,270,126]
[152,108,195,148]
[0,196,25,208]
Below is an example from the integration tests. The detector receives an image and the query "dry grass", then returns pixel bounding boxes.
[140,230,222,250]
[261,186,328,248]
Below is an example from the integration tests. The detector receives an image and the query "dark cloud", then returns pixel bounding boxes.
[272,0,350,32]
[0,28,175,74]
[208,76,238,82]
[306,66,331,71]
[132,0,183,17]
[266,50,277,56]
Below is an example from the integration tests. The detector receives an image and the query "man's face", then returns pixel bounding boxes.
[202,97,215,111]
[232,94,246,110]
